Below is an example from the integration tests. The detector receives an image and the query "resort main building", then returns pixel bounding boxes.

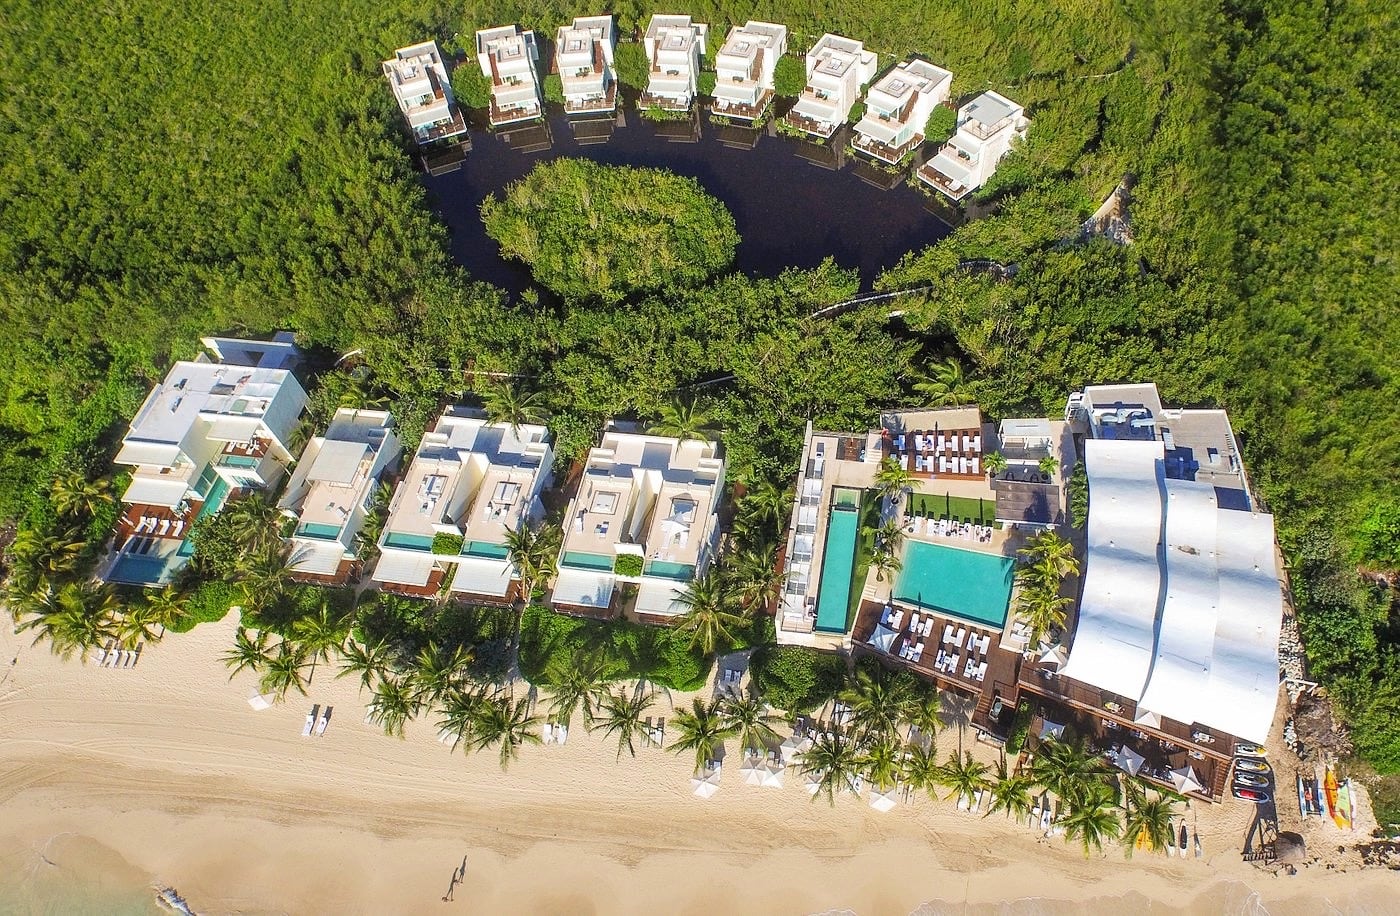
[778,386,1286,801]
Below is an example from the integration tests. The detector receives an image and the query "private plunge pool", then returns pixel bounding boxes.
[422,113,952,295]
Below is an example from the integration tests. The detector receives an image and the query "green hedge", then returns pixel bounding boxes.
[431,532,463,556]
[613,554,643,577]
[518,604,709,691]
[170,580,238,633]
[750,645,846,715]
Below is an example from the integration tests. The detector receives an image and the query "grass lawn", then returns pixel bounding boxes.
[908,493,995,525]
[846,489,882,626]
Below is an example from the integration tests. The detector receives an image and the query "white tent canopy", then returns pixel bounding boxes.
[1170,765,1204,794]
[1114,745,1145,776]
[869,624,898,653]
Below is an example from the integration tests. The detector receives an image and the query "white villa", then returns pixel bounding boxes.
[710,21,787,121]
[102,334,307,587]
[1057,383,1283,748]
[552,426,725,620]
[381,41,469,145]
[372,408,553,602]
[785,33,878,139]
[851,58,952,165]
[476,25,543,126]
[278,409,400,584]
[555,16,616,115]
[918,90,1029,200]
[641,15,708,111]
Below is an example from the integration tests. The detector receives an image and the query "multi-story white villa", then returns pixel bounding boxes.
[710,21,787,121]
[785,33,878,139]
[102,335,307,587]
[381,41,469,145]
[372,408,553,602]
[552,426,725,620]
[851,58,952,165]
[278,408,399,584]
[555,16,616,116]
[641,15,708,111]
[476,25,543,126]
[917,90,1029,200]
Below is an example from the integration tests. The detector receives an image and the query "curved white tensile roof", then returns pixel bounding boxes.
[1060,440,1163,701]
[1136,478,1219,727]
[1206,510,1283,743]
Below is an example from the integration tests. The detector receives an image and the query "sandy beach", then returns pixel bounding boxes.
[0,616,1391,915]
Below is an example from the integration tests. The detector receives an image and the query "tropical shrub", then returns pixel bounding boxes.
[613,554,644,577]
[773,56,806,97]
[750,645,846,714]
[431,533,464,556]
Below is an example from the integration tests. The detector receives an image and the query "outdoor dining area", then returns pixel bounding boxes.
[855,600,1014,693]
[884,426,985,479]
[1028,707,1221,800]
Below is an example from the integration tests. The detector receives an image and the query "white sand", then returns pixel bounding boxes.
[0,615,1391,915]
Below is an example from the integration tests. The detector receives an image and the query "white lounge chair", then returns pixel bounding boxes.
[942,624,954,644]
[966,630,978,650]
[542,722,555,744]
[302,707,317,737]
[909,612,921,635]
[954,627,966,648]
[979,634,991,654]
[1030,805,1041,828]
[556,724,568,745]
[315,707,331,736]
[171,520,184,537]
[909,644,923,664]
[126,643,142,667]
[156,519,171,536]
[975,661,988,681]
[888,610,904,630]
[437,728,454,744]
[895,434,905,451]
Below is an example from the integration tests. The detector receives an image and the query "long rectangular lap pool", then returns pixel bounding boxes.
[814,488,863,633]
[894,542,1015,629]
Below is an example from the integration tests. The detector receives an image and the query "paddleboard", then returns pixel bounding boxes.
[1193,831,1202,858]
[1335,779,1352,830]
[1179,823,1188,854]
[1297,774,1308,819]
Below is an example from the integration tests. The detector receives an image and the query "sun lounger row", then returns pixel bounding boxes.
[906,516,995,542]
[302,704,332,737]
[542,721,569,745]
[93,641,143,668]
[898,453,982,476]
[893,432,981,454]
[643,716,666,747]
[131,516,184,537]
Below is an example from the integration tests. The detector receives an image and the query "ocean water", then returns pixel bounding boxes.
[0,835,162,916]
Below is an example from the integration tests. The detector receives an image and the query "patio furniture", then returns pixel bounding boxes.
[966,629,978,650]
[935,649,946,669]
[971,435,981,451]
[888,609,904,630]
[909,643,923,663]
[895,434,905,451]
[900,453,909,469]
[942,623,954,644]
[937,434,946,452]
[964,656,977,678]
[914,433,925,451]
[975,660,988,681]
[954,627,965,647]
[970,457,980,475]
[978,634,991,654]
[909,612,920,635]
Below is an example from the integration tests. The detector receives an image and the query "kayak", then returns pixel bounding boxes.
[1179,823,1188,854]
[1297,774,1308,819]
[1193,831,1202,858]
[1336,780,1353,830]
[1325,767,1340,821]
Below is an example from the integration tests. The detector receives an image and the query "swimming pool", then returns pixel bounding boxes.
[645,560,696,580]
[814,491,862,633]
[894,542,1015,629]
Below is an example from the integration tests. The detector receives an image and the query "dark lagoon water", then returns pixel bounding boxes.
[422,111,953,294]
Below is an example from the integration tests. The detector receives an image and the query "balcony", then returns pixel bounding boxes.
[489,99,543,127]
[916,161,974,201]
[851,130,923,166]
[563,84,617,115]
[784,109,839,139]
[710,88,773,122]
[964,116,1013,141]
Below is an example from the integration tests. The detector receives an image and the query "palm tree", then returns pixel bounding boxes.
[141,584,189,636]
[50,472,113,520]
[435,687,483,752]
[841,667,917,744]
[734,480,793,541]
[1060,779,1122,856]
[237,541,291,614]
[220,492,283,551]
[292,600,349,686]
[505,521,560,604]
[116,602,166,649]
[1121,785,1178,857]
[469,693,543,770]
[983,451,1008,476]
[985,755,1036,820]
[798,731,862,806]
[673,570,748,656]
[590,684,655,759]
[647,396,714,442]
[410,642,474,706]
[10,528,87,577]
[1013,580,1073,651]
[670,696,737,775]
[938,688,977,753]
[720,692,784,755]
[1038,454,1060,480]
[260,641,310,700]
[1020,530,1079,580]
[1031,738,1109,803]
[901,743,941,801]
[907,690,941,749]
[860,738,905,792]
[483,382,546,434]
[873,456,918,503]
[547,651,613,728]
[368,675,419,738]
[936,750,991,807]
[15,580,121,660]
[223,627,272,678]
[337,636,392,692]
[871,548,903,584]
[913,358,975,407]
[727,541,782,612]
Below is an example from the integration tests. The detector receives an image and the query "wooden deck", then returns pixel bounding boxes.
[289,557,359,587]
[378,566,446,599]
[116,499,201,548]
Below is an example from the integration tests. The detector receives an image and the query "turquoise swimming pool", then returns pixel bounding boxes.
[894,542,1015,629]
[645,560,696,580]
[814,492,862,633]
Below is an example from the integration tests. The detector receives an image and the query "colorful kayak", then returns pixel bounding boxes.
[1324,767,1340,821]
[1297,774,1308,819]
[1335,780,1353,830]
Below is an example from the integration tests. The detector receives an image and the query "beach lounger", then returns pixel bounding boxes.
[93,641,111,666]
[899,452,909,470]
[437,728,454,744]
[113,649,129,668]
[909,612,920,634]
[303,705,319,737]
[979,634,991,654]
[970,457,979,475]
[888,610,903,630]
[957,791,969,812]
[895,434,905,451]
[942,624,954,644]
[126,643,142,667]
[966,630,978,650]
[954,627,966,649]
[1030,805,1041,828]
[914,433,925,451]
[156,519,171,536]
[171,520,184,537]
[542,722,555,744]
[1040,806,1052,832]
[935,649,946,670]
[315,706,331,736]
[936,434,946,452]
[909,644,923,664]
[556,724,568,745]
[971,435,981,452]
[975,661,988,682]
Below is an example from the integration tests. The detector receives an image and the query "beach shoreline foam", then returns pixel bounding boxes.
[1,616,1392,915]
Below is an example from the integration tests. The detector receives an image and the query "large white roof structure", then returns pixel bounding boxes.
[1063,438,1283,743]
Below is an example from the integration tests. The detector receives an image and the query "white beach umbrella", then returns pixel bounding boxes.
[1170,765,1204,794]
[869,624,898,653]
[1134,708,1162,729]
[1038,719,1066,742]
[805,773,823,796]
[760,763,785,788]
[1038,643,1068,668]
[691,772,721,799]
[1115,745,1146,776]
[869,787,899,813]
[780,735,812,764]
[247,692,275,710]
[740,757,764,786]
